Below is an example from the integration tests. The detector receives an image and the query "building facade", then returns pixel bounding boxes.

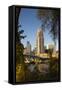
[24,41,31,55]
[36,28,44,54]
[26,41,31,54]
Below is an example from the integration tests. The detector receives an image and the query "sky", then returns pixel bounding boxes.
[18,8,58,51]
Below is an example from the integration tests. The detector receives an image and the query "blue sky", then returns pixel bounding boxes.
[18,8,58,50]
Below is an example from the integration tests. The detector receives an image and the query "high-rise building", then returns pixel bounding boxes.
[36,28,44,54]
[23,41,31,55]
[26,41,31,54]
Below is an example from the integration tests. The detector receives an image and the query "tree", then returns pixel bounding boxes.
[16,8,28,82]
[37,9,60,50]
[16,7,26,43]
[15,8,26,64]
[16,28,26,64]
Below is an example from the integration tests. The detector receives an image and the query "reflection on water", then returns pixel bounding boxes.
[16,57,59,82]
[25,56,50,74]
[28,64,36,72]
[27,62,49,74]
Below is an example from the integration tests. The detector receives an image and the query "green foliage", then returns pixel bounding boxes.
[16,8,27,82]
[49,59,59,80]
[37,9,60,44]
[16,42,24,64]
[16,26,26,64]
[16,9,26,64]
[16,63,28,82]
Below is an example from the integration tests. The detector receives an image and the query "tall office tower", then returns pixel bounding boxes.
[36,28,44,54]
[26,41,31,54]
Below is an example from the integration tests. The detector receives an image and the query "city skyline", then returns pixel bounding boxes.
[18,8,58,51]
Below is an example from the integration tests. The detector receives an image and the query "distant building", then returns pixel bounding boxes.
[26,41,31,54]
[24,41,31,55]
[23,47,27,54]
[32,47,37,55]
[48,44,58,57]
[36,28,44,54]
[48,44,54,50]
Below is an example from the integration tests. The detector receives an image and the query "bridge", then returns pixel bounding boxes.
[23,54,50,64]
[23,54,50,73]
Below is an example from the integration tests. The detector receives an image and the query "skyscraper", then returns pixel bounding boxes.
[36,28,44,54]
[23,41,31,55]
[26,41,31,54]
